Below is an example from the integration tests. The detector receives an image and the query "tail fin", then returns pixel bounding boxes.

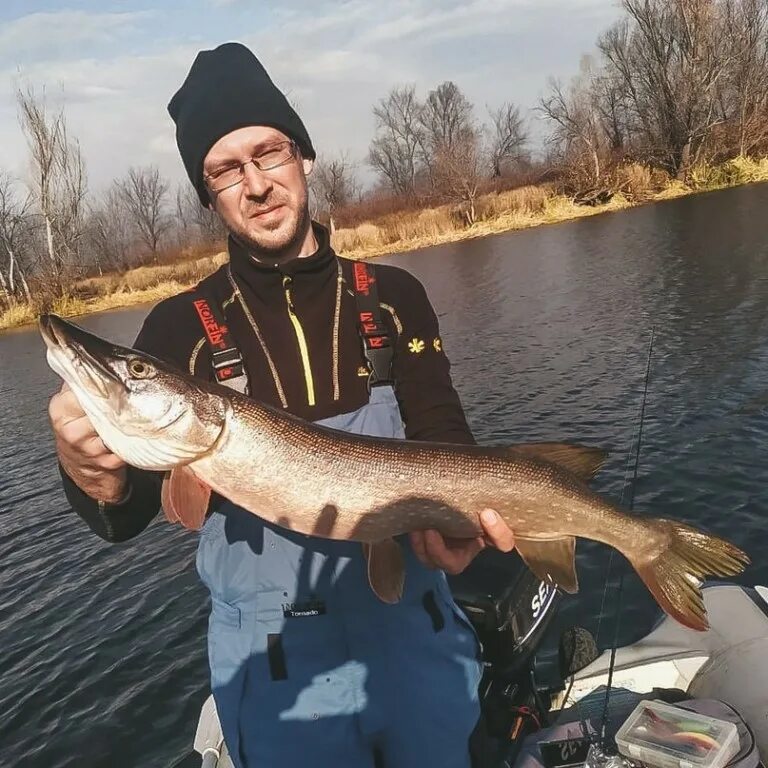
[630,519,750,631]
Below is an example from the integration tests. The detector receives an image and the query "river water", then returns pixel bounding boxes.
[1,184,767,766]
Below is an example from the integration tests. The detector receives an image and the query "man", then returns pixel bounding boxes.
[49,42,515,767]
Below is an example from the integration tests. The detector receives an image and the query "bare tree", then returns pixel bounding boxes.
[175,183,225,246]
[87,184,134,274]
[17,85,59,276]
[432,130,486,225]
[368,85,425,197]
[0,172,33,306]
[539,71,607,186]
[418,81,474,179]
[311,153,360,232]
[17,84,89,288]
[118,166,171,261]
[598,0,736,176]
[487,102,527,177]
[54,118,88,272]
[175,184,192,241]
[591,70,631,153]
[720,0,768,156]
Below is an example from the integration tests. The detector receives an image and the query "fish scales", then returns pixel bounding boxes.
[191,395,653,547]
[39,314,751,630]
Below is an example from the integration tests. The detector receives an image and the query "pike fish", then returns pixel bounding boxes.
[40,314,750,631]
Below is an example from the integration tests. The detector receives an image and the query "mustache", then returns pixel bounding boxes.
[243,192,289,215]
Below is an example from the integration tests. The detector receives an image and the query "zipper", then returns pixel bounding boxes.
[282,275,316,406]
[227,267,288,408]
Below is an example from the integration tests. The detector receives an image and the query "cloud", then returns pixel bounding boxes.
[0,0,623,193]
[241,0,621,161]
[0,44,198,190]
[0,11,156,62]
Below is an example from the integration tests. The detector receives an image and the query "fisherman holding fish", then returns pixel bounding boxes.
[48,43,517,767]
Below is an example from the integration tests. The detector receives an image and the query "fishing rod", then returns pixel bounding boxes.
[598,326,656,749]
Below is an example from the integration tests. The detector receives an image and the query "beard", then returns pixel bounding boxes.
[229,189,311,263]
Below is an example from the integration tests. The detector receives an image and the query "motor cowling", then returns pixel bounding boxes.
[449,548,560,680]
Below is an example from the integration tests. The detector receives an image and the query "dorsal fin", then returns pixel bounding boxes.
[504,442,607,482]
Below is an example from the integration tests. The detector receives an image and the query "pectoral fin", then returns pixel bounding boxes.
[364,539,405,604]
[515,536,579,593]
[505,443,607,482]
[161,466,211,531]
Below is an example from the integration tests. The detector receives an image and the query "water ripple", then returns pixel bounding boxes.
[2,184,768,765]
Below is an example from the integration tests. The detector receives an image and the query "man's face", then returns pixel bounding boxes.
[203,126,313,256]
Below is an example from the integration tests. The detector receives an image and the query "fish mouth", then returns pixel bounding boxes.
[40,314,126,397]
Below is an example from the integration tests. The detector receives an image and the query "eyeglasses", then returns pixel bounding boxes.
[204,140,296,192]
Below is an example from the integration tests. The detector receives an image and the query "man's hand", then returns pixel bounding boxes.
[49,383,128,503]
[409,509,515,575]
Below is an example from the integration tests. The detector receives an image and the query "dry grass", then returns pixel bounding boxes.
[476,185,551,218]
[74,252,227,299]
[616,163,654,201]
[0,252,228,332]
[331,223,386,253]
[331,186,632,259]
[688,155,768,190]
[0,302,36,331]
[3,156,768,333]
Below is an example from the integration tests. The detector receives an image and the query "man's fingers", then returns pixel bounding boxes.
[479,509,515,552]
[49,383,127,500]
[422,529,448,561]
[56,416,102,451]
[445,536,485,575]
[49,386,86,428]
[54,415,126,471]
[61,431,124,466]
[423,530,484,575]
[99,452,127,471]
[408,530,435,569]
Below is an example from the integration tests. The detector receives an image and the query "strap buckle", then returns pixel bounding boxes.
[211,348,248,394]
[362,339,393,392]
[211,348,244,376]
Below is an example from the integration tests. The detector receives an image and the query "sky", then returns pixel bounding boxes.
[0,0,624,195]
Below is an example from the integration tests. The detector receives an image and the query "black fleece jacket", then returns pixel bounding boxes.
[61,224,475,542]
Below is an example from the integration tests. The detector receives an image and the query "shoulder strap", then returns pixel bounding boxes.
[351,261,394,390]
[191,293,250,396]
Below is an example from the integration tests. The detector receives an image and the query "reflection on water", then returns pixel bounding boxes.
[1,183,767,765]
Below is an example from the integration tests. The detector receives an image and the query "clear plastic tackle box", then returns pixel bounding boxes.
[615,700,739,768]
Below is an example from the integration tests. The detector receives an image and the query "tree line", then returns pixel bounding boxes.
[2,0,768,312]
[317,0,768,225]
[540,0,768,189]
[0,86,225,311]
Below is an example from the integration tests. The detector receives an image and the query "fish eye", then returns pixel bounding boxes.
[128,359,155,379]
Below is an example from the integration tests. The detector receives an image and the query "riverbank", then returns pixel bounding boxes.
[3,156,768,332]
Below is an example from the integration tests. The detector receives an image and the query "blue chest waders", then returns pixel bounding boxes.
[192,265,483,767]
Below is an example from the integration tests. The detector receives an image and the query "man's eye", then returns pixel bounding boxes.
[210,164,239,178]
[257,149,282,163]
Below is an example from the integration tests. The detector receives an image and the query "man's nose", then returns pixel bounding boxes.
[242,161,273,198]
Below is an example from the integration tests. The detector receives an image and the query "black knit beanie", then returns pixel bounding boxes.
[168,42,315,206]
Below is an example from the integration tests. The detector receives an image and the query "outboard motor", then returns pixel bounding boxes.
[449,548,561,767]
[449,548,560,680]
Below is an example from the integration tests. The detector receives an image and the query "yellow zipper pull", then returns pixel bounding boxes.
[280,273,316,407]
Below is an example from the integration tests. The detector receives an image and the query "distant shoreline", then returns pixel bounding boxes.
[3,167,767,334]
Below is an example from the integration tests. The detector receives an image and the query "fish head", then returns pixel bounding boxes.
[41,313,229,470]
